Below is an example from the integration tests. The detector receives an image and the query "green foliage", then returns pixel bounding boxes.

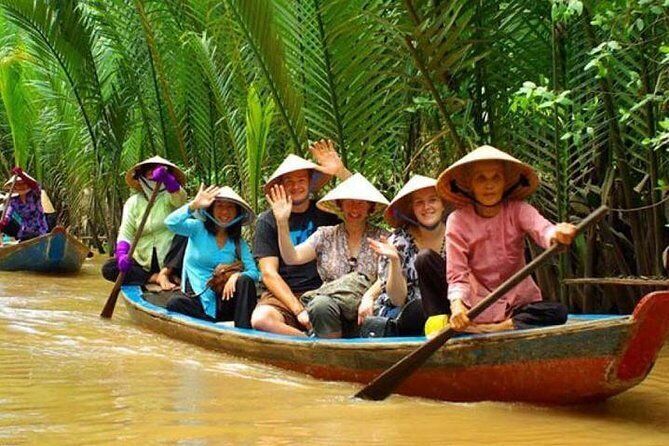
[0,0,666,312]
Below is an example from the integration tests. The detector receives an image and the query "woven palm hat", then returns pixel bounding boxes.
[4,172,38,190]
[384,175,443,227]
[436,145,539,206]
[213,186,255,226]
[263,154,332,195]
[125,155,186,192]
[317,173,389,216]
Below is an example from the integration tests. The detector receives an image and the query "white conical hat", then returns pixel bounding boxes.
[384,175,444,227]
[4,172,38,190]
[436,145,539,206]
[317,173,389,215]
[213,186,255,226]
[263,154,331,195]
[125,155,186,191]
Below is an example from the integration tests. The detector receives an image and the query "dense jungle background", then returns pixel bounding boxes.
[0,0,667,312]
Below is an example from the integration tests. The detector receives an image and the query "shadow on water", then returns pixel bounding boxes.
[1,257,669,444]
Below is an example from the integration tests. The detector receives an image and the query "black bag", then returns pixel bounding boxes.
[359,298,427,338]
[359,316,397,338]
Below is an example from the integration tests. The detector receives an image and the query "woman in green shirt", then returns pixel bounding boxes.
[101,156,187,289]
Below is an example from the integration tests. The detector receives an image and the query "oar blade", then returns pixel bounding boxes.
[355,328,455,400]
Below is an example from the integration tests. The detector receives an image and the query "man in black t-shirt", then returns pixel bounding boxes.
[251,140,350,336]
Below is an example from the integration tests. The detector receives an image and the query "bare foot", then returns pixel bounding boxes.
[465,319,514,333]
[156,271,177,291]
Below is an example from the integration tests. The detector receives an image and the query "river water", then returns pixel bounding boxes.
[1,257,668,445]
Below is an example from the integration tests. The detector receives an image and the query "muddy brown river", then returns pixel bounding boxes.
[1,256,668,444]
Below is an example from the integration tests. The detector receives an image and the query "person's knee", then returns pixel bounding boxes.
[101,260,117,282]
[308,295,341,335]
[251,305,278,331]
[236,274,255,289]
[553,303,568,324]
[414,248,437,273]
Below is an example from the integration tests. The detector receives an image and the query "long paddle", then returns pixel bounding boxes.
[100,184,161,319]
[0,176,18,244]
[354,205,609,401]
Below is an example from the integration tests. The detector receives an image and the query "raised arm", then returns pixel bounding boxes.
[309,139,352,189]
[165,184,219,237]
[369,235,408,307]
[266,185,316,265]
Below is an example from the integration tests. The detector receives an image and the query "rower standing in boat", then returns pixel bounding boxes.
[251,140,352,336]
[101,156,187,290]
[364,175,450,336]
[266,173,389,338]
[435,145,576,333]
[0,167,48,243]
[163,185,260,328]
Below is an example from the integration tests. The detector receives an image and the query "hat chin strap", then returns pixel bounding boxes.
[201,210,245,229]
[139,177,165,199]
[450,175,530,208]
[398,211,444,231]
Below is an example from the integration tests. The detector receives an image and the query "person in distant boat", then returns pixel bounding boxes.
[435,145,576,333]
[40,189,57,231]
[163,185,259,328]
[363,175,450,336]
[267,173,389,338]
[101,156,187,289]
[251,140,352,336]
[0,167,48,243]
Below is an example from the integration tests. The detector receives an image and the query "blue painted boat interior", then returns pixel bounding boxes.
[0,231,81,272]
[123,286,630,345]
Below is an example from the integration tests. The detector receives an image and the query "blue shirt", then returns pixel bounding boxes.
[165,204,260,318]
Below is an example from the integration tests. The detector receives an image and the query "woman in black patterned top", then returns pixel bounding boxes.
[364,175,450,334]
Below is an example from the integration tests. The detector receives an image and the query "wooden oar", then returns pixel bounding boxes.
[100,184,161,319]
[0,176,18,245]
[354,205,609,401]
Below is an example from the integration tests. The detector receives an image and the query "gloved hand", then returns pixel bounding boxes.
[10,166,39,190]
[149,166,180,193]
[115,240,133,273]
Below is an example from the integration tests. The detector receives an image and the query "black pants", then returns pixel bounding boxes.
[511,301,568,329]
[1,219,39,241]
[414,249,450,316]
[165,275,257,328]
[101,235,187,285]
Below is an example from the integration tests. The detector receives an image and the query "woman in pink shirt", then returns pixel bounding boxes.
[435,145,577,333]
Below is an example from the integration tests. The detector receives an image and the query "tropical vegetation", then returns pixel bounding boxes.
[0,0,667,312]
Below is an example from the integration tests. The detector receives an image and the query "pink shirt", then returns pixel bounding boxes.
[446,200,557,323]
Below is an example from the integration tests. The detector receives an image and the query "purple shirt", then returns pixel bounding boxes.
[5,189,48,239]
[446,200,557,323]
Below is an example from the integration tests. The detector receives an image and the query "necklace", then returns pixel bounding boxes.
[413,224,446,256]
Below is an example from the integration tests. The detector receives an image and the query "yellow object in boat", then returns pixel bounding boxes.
[424,314,449,338]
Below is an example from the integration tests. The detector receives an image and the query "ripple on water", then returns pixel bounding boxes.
[1,260,669,445]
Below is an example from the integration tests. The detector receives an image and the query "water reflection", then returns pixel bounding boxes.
[0,257,668,444]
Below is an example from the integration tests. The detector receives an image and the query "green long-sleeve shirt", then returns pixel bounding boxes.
[117,189,187,270]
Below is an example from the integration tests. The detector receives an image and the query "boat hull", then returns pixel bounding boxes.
[0,227,90,273]
[122,287,669,404]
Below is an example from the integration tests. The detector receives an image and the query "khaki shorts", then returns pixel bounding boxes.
[257,290,303,330]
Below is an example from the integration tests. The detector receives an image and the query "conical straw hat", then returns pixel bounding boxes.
[263,154,332,195]
[125,155,186,192]
[3,172,38,190]
[213,186,255,226]
[317,173,389,215]
[436,145,539,206]
[384,175,442,227]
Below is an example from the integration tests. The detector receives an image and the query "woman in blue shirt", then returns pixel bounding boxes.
[165,184,260,328]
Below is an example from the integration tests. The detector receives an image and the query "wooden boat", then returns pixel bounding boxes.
[122,286,669,404]
[0,226,91,273]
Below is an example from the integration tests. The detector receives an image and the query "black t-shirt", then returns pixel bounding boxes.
[254,201,340,293]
